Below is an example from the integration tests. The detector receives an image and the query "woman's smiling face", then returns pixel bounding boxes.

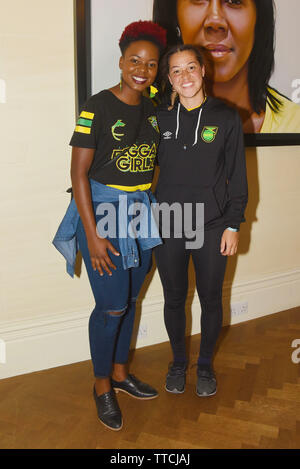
[119,40,159,92]
[168,50,205,100]
[177,0,257,82]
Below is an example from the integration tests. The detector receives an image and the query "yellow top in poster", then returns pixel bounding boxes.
[261,89,300,133]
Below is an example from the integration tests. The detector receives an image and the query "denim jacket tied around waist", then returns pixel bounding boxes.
[52,179,162,277]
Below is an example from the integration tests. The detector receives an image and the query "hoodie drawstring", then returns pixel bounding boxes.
[175,102,181,140]
[193,107,203,146]
[175,103,203,146]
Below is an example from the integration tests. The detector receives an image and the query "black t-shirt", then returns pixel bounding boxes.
[70,90,160,191]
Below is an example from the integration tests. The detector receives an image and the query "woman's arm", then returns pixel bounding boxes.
[71,147,119,276]
[223,111,248,230]
[220,111,248,256]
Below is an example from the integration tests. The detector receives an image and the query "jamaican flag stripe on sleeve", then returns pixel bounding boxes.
[75,125,91,134]
[80,111,94,120]
[75,110,94,134]
[77,117,93,127]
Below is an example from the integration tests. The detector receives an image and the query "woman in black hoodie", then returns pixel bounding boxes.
[154,44,248,397]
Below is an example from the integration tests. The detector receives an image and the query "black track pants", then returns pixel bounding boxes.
[154,226,227,364]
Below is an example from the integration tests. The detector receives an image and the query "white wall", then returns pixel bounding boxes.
[0,0,78,376]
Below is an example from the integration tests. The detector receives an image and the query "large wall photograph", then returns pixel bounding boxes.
[76,0,300,146]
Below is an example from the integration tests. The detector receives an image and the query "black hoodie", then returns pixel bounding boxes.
[155,96,248,231]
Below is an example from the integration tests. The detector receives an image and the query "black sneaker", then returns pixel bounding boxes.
[165,362,187,394]
[196,368,217,397]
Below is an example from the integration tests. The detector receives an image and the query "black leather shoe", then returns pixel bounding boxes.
[111,374,158,400]
[93,387,123,431]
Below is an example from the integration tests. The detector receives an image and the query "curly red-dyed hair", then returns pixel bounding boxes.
[119,20,167,55]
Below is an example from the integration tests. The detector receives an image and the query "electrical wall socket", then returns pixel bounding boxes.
[137,323,148,338]
[230,301,248,317]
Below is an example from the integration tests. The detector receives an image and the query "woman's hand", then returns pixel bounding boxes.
[220,229,239,256]
[87,235,120,276]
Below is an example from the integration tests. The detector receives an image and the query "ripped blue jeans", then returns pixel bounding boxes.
[76,216,152,378]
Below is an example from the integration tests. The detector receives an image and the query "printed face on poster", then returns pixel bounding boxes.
[77,0,300,146]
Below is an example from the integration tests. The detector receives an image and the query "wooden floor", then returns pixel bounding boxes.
[1,307,300,449]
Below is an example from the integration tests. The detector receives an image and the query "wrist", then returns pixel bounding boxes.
[85,226,99,241]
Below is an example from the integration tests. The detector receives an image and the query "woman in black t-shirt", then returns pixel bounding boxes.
[68,22,166,431]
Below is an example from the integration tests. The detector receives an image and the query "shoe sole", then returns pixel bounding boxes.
[114,388,158,400]
[165,385,185,394]
[97,416,123,431]
[196,387,217,397]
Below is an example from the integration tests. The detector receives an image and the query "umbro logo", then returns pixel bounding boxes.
[163,131,172,139]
